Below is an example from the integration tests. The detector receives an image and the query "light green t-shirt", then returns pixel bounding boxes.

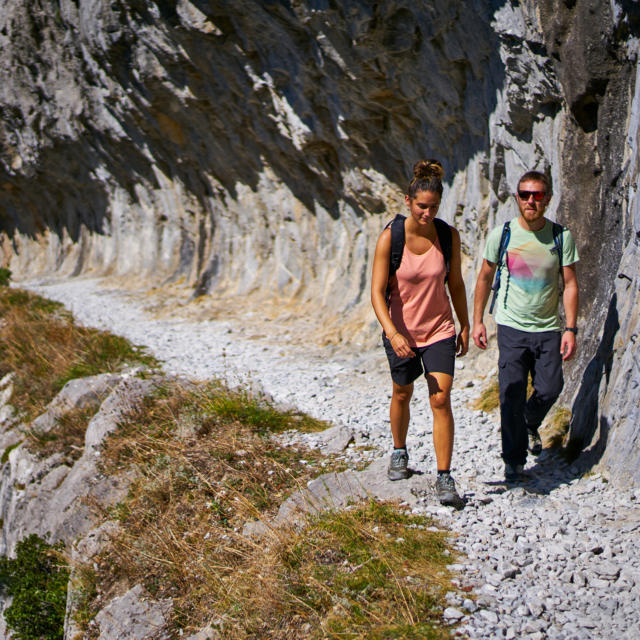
[483,218,579,332]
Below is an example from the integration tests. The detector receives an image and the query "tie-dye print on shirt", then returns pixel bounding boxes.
[483,219,579,332]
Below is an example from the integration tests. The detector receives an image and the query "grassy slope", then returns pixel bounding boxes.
[0,286,463,638]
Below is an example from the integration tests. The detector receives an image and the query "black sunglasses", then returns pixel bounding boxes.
[517,190,547,202]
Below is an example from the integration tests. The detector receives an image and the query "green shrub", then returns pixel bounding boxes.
[0,268,11,287]
[0,534,69,640]
[0,441,22,464]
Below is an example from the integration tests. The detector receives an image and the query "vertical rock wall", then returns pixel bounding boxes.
[0,0,639,482]
[530,0,640,483]
[0,0,502,308]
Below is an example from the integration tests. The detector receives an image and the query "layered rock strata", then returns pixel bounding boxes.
[0,1,638,479]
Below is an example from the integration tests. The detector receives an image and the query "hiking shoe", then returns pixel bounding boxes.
[435,473,463,507]
[504,463,524,483]
[387,449,409,481]
[527,428,542,456]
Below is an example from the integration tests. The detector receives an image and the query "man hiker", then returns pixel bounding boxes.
[472,170,579,482]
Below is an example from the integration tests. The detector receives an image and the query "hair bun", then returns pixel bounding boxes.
[413,159,444,181]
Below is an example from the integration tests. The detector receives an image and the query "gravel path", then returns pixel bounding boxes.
[24,277,640,639]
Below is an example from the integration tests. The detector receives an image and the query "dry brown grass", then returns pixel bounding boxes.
[237,501,454,640]
[87,381,337,630]
[471,374,536,413]
[471,377,500,412]
[81,380,457,638]
[0,288,156,420]
[542,406,572,450]
[24,406,96,462]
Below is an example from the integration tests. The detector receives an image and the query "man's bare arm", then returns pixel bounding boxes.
[560,264,579,360]
[472,259,497,349]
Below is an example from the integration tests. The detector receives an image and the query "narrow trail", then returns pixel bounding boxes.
[24,277,640,639]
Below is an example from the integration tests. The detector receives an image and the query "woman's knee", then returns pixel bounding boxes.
[392,382,413,404]
[429,391,451,411]
[426,373,453,409]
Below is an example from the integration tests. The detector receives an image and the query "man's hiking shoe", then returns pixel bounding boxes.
[435,473,464,508]
[504,463,524,483]
[387,449,409,481]
[527,428,542,456]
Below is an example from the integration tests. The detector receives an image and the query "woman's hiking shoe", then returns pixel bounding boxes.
[435,473,463,507]
[387,449,409,480]
[504,463,524,483]
[527,428,542,456]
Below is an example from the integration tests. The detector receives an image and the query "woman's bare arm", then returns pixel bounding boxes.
[446,227,470,356]
[370,228,413,359]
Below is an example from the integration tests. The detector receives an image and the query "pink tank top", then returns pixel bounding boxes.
[388,236,456,348]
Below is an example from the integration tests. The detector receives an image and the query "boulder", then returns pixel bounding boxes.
[94,585,172,640]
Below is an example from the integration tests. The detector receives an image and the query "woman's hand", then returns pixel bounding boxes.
[389,332,414,359]
[456,326,469,356]
[447,227,470,358]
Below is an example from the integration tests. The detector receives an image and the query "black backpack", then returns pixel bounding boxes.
[488,220,564,314]
[385,214,452,304]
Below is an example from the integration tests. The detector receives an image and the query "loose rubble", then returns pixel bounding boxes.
[24,278,640,639]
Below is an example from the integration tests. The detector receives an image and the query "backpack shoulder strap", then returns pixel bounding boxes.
[497,220,511,266]
[386,214,406,278]
[552,222,564,269]
[552,221,565,289]
[384,214,406,306]
[489,221,512,314]
[433,218,452,282]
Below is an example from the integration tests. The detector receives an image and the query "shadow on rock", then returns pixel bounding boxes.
[565,293,619,466]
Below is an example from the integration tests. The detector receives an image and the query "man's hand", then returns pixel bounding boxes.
[472,322,488,350]
[561,331,577,361]
[472,259,496,351]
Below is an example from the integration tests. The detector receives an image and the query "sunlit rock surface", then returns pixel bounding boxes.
[0,1,638,481]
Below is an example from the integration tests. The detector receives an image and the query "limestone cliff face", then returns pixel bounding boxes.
[529,0,640,483]
[0,1,638,482]
[0,0,502,303]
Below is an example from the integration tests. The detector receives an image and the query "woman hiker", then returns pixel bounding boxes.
[371,159,470,507]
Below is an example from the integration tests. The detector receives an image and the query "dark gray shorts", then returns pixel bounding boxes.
[382,334,456,385]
